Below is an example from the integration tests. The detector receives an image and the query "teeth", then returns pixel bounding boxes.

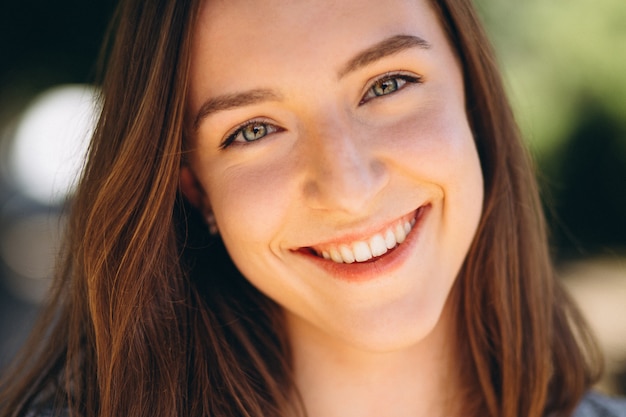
[384,229,396,249]
[369,234,388,257]
[330,248,343,264]
[339,244,355,263]
[312,214,418,264]
[330,248,343,263]
[394,223,406,243]
[353,241,372,262]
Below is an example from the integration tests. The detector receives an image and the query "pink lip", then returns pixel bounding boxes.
[295,205,430,283]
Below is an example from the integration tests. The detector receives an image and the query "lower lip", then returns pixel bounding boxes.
[297,205,430,283]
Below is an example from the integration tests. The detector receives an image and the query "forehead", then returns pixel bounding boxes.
[189,0,452,106]
[197,0,440,38]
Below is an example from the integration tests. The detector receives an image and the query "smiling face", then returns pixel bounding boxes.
[183,0,484,352]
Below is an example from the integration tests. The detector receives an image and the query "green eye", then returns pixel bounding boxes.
[241,123,268,141]
[372,78,401,96]
[221,120,282,149]
[360,73,422,104]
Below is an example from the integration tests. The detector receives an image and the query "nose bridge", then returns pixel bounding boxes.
[301,111,388,212]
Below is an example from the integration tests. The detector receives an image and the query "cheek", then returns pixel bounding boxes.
[206,157,298,249]
[380,96,484,237]
[383,96,481,182]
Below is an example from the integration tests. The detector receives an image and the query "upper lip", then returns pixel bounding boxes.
[294,207,423,252]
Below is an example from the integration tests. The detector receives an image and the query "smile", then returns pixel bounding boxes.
[306,206,426,264]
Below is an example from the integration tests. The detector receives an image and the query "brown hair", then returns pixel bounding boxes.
[430,1,602,416]
[0,1,601,416]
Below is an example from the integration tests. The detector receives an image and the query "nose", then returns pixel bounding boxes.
[300,116,389,214]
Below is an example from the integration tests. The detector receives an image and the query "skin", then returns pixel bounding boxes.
[182,0,484,415]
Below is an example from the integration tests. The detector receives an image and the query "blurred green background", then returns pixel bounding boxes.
[477,0,626,257]
[479,0,626,394]
[0,0,625,395]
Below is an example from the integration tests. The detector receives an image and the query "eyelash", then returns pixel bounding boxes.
[359,72,422,105]
[220,118,283,149]
[220,72,422,149]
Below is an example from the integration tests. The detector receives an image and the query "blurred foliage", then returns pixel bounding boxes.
[476,0,626,154]
[476,0,626,257]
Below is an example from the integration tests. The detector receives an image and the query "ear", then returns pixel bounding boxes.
[180,165,208,211]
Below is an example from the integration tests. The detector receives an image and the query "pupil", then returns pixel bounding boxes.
[244,124,266,141]
[375,78,398,96]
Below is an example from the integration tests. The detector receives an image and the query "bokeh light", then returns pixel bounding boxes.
[7,85,99,206]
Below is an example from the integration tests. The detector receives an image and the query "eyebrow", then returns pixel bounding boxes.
[192,34,431,131]
[338,34,431,79]
[192,89,282,131]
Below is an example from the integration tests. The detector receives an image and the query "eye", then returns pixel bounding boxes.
[221,119,282,149]
[360,73,422,105]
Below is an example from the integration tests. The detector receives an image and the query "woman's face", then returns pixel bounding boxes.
[183,0,483,352]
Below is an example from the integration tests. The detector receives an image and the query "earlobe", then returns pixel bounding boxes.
[180,166,220,235]
[180,165,206,210]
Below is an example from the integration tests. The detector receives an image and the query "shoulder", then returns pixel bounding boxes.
[573,392,626,417]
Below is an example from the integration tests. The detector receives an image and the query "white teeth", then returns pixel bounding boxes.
[394,223,407,244]
[353,241,372,262]
[369,234,388,257]
[339,244,355,263]
[330,248,343,263]
[384,229,396,249]
[311,213,420,264]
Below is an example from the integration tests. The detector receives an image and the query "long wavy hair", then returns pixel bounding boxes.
[0,0,601,416]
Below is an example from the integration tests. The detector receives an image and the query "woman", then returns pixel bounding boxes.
[1,0,624,416]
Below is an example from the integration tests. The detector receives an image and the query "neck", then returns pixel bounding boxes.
[287,303,461,417]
